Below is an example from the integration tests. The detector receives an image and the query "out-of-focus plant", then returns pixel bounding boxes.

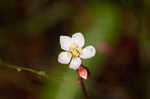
[0,60,48,77]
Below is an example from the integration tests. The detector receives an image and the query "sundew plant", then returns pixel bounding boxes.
[0,0,149,99]
[58,32,96,98]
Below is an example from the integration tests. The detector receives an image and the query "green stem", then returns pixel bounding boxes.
[0,60,48,78]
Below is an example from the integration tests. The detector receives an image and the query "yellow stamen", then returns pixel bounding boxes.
[71,44,76,49]
[70,44,82,57]
[72,49,79,56]
[68,52,72,57]
[78,47,82,52]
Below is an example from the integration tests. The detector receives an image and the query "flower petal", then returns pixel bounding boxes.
[80,45,96,59]
[69,57,81,70]
[60,36,72,51]
[58,51,71,64]
[72,32,85,47]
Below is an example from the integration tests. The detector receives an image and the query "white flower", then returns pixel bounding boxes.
[58,32,96,70]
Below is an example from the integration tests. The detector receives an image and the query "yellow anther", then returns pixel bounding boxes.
[72,49,79,56]
[78,47,82,52]
[68,52,72,57]
[70,49,73,52]
[70,44,81,57]
[71,44,76,49]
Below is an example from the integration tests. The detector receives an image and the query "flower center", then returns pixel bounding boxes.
[68,44,82,57]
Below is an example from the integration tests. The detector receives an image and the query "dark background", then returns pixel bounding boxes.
[0,0,149,99]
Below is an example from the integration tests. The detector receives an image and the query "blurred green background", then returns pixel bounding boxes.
[0,0,149,99]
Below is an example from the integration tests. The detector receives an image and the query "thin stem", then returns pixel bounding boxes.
[0,60,48,78]
[79,77,88,99]
[77,71,88,99]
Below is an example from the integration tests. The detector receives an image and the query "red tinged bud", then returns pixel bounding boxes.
[77,66,90,79]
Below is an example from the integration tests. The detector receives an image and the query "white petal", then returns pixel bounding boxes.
[80,45,96,59]
[58,52,71,64]
[69,57,81,70]
[72,32,85,47]
[60,36,72,51]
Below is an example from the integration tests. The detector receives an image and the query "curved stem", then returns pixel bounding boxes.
[0,60,48,78]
